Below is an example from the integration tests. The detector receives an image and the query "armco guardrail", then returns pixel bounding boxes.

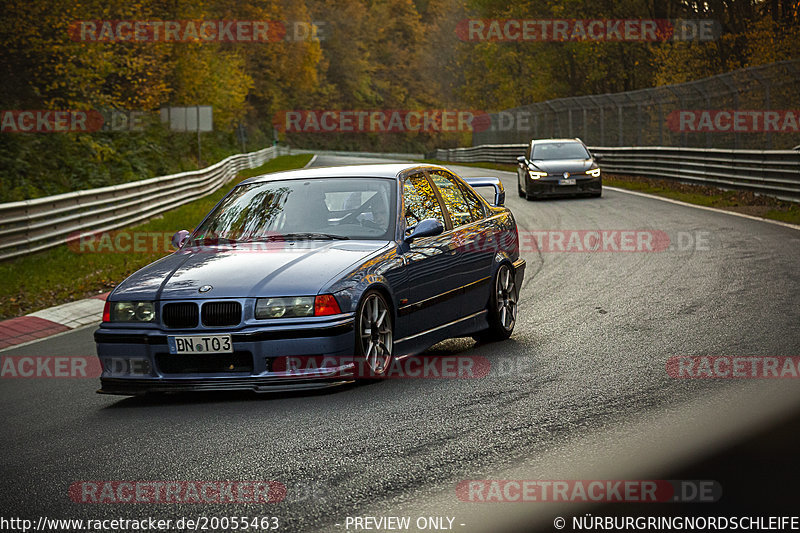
[433,144,527,164]
[433,145,800,202]
[0,146,286,261]
[288,148,424,160]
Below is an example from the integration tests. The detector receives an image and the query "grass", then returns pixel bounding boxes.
[422,159,800,226]
[602,175,800,225]
[0,154,312,320]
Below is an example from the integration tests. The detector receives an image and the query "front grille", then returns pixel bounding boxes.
[155,352,253,374]
[162,303,199,328]
[202,301,242,327]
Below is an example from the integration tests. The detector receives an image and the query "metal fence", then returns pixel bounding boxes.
[287,148,425,160]
[433,144,800,202]
[0,146,285,262]
[473,60,800,150]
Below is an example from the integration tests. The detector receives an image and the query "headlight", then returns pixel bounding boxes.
[110,301,155,322]
[255,297,315,319]
[528,170,547,180]
[587,168,601,177]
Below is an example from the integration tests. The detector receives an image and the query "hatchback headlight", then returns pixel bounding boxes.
[255,297,315,319]
[528,170,547,180]
[110,301,155,322]
[587,167,601,177]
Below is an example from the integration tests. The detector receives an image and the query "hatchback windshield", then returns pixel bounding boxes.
[192,177,396,242]
[532,142,590,160]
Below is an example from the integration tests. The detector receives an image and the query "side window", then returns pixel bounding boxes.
[403,173,445,232]
[428,171,474,228]
[457,181,486,221]
[526,142,532,160]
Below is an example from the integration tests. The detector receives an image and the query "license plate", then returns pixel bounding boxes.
[559,178,576,186]
[168,334,233,354]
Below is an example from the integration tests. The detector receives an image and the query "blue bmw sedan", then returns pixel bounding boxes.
[94,163,525,394]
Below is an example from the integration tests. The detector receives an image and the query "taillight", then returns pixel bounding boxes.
[102,300,111,323]
[314,294,341,316]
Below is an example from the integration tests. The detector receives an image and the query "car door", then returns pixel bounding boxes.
[427,170,494,316]
[398,172,463,341]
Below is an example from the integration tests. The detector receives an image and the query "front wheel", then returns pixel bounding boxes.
[355,291,393,377]
[475,263,518,342]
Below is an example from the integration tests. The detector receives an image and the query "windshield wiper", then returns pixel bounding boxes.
[284,232,350,240]
[247,232,350,242]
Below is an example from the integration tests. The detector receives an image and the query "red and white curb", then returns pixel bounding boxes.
[0,293,108,350]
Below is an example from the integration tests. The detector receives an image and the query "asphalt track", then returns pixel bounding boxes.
[2,154,799,532]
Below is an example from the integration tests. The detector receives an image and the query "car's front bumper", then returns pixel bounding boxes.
[98,376,353,395]
[527,175,601,197]
[94,314,357,395]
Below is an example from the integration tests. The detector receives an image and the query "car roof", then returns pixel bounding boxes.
[531,138,583,144]
[241,163,448,185]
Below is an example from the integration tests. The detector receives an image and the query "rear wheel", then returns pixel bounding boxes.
[475,264,518,342]
[355,291,393,377]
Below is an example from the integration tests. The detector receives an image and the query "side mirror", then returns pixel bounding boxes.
[171,230,190,249]
[516,156,526,165]
[404,218,444,243]
[462,177,505,207]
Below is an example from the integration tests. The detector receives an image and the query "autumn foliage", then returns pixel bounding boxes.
[0,0,797,200]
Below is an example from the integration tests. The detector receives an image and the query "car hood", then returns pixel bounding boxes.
[111,241,391,300]
[530,159,593,174]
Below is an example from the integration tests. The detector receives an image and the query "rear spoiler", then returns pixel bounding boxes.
[463,177,505,207]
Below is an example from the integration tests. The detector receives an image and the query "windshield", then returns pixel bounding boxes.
[193,177,396,242]
[532,142,590,160]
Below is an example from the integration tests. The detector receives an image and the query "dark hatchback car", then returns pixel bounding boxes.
[94,163,526,394]
[516,138,602,199]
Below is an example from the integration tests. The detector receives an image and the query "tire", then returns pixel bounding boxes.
[517,178,525,197]
[355,290,393,377]
[474,263,518,343]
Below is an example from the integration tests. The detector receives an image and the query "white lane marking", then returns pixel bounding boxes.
[304,154,318,168]
[28,298,105,329]
[605,186,800,231]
